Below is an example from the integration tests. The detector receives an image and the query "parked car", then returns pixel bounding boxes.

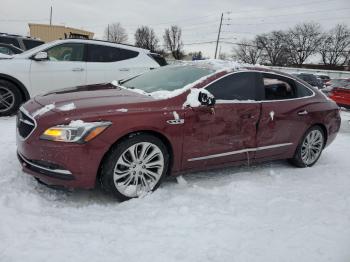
[315,73,330,85]
[0,53,12,59]
[292,73,324,89]
[0,43,23,55]
[323,79,350,109]
[0,33,44,51]
[0,39,166,116]
[17,62,341,201]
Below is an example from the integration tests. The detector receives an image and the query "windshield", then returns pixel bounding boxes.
[122,65,215,93]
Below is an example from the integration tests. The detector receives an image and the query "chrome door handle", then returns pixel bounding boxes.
[72,68,84,72]
[298,110,308,115]
[119,68,130,71]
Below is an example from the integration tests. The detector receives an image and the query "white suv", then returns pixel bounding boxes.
[0,39,165,116]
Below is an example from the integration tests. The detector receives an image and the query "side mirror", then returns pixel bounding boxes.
[198,91,215,106]
[33,51,48,61]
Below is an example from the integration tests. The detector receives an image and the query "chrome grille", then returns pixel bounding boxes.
[17,108,36,139]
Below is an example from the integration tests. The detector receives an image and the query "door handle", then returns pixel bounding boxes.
[119,68,130,72]
[72,68,84,72]
[298,110,308,115]
[241,113,254,119]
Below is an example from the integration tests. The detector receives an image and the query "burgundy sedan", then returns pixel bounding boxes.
[16,63,341,201]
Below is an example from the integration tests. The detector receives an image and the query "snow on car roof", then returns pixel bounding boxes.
[174,59,255,72]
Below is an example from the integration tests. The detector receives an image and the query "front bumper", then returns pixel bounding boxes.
[17,152,75,181]
[17,134,110,189]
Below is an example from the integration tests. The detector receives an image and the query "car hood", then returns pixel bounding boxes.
[34,83,156,113]
[0,53,13,59]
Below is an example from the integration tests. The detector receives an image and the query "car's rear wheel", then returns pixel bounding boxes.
[100,134,169,201]
[289,126,325,167]
[0,80,22,116]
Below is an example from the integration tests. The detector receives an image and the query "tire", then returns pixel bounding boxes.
[100,133,170,201]
[289,126,325,168]
[0,80,22,116]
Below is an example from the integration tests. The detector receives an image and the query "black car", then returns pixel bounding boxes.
[0,33,44,51]
[292,73,324,89]
[316,74,331,84]
[0,43,23,55]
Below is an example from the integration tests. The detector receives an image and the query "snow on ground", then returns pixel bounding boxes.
[0,111,350,262]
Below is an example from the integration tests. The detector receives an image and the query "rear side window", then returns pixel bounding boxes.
[87,44,139,62]
[22,39,44,50]
[262,73,313,100]
[295,81,313,97]
[148,54,167,66]
[0,36,20,48]
[206,72,260,101]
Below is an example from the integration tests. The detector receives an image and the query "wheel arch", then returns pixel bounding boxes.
[312,123,328,147]
[96,129,175,186]
[0,73,30,102]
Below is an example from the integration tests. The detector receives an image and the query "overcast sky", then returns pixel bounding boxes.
[1,0,349,58]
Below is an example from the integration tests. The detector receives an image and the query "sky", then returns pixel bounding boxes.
[0,0,349,58]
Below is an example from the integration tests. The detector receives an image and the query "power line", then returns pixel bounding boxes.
[225,0,340,16]
[225,15,350,27]
[227,7,350,21]
[54,0,340,30]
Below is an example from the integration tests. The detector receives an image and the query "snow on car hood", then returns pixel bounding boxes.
[34,83,156,113]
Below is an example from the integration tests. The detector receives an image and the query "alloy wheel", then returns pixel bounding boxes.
[301,129,324,166]
[0,86,15,113]
[113,142,164,197]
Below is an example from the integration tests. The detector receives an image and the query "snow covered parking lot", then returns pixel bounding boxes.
[0,111,350,262]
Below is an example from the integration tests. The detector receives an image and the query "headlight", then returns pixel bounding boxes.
[40,120,111,143]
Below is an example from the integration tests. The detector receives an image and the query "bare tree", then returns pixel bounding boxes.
[163,25,184,60]
[134,26,159,52]
[284,22,323,66]
[256,31,290,66]
[319,24,350,66]
[104,23,128,44]
[232,39,261,64]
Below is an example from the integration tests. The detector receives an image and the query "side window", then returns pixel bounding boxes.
[206,72,260,101]
[87,44,139,62]
[46,43,85,62]
[262,73,297,100]
[295,81,313,97]
[0,46,12,55]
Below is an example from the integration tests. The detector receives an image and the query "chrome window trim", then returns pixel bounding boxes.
[18,152,72,175]
[17,107,37,141]
[187,142,293,162]
[203,69,316,104]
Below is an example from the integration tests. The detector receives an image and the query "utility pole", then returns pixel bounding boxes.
[214,13,223,59]
[49,6,53,26]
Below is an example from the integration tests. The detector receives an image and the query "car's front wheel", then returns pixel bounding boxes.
[100,134,169,201]
[289,126,325,167]
[0,80,22,116]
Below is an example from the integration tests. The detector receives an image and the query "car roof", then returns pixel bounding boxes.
[0,33,43,42]
[57,38,150,53]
